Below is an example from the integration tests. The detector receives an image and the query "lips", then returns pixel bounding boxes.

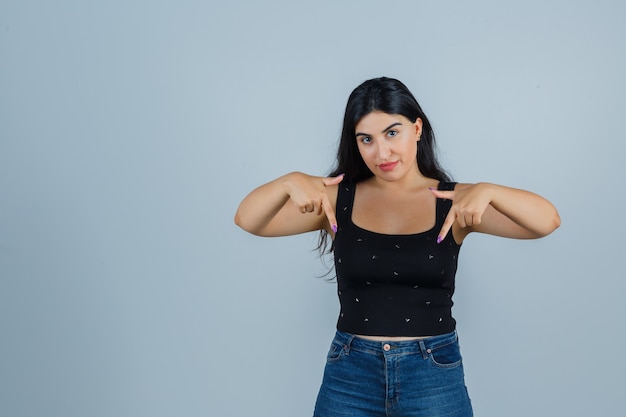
[378,161,398,171]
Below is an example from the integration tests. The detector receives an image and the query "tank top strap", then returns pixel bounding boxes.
[437,181,457,192]
[435,181,457,226]
[335,179,356,227]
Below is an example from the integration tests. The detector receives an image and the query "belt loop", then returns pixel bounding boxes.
[344,333,356,354]
[418,339,429,359]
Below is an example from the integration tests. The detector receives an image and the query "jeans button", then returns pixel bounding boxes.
[383,343,391,351]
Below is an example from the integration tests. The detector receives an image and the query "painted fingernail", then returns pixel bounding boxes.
[428,187,435,191]
[332,224,338,233]
[436,235,443,244]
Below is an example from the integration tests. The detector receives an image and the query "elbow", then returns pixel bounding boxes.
[234,211,251,232]
[553,211,562,231]
[549,210,561,234]
[234,209,249,231]
[536,209,561,238]
[234,210,264,236]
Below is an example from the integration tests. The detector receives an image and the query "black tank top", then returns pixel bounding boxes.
[333,179,461,337]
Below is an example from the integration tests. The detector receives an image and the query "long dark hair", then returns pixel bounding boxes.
[329,77,450,181]
[319,77,451,256]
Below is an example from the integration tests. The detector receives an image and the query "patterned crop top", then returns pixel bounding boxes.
[333,179,461,337]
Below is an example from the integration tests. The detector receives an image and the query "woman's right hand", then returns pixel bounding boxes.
[283,172,345,232]
[234,171,345,237]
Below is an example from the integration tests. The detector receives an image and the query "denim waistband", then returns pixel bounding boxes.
[333,330,458,357]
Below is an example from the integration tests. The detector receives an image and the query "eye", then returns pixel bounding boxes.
[360,136,372,144]
[387,130,398,138]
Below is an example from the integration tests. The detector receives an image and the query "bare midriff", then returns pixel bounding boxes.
[356,334,430,341]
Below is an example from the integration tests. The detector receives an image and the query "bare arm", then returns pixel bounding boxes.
[234,172,344,237]
[431,182,561,243]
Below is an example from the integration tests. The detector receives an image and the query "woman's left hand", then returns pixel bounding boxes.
[430,182,561,242]
[429,183,492,243]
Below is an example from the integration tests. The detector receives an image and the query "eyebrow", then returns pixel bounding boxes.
[355,122,402,137]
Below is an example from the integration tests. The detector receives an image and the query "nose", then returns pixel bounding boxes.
[376,140,391,159]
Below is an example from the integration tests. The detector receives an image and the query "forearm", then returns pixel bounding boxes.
[483,182,561,237]
[234,173,293,235]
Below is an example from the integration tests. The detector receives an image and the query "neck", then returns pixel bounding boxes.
[370,168,434,192]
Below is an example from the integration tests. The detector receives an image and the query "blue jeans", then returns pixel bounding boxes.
[313,330,473,417]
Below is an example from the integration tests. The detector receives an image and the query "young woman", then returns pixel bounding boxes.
[234,77,560,417]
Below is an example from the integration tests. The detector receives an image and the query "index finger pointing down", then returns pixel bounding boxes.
[437,209,456,244]
[321,193,338,233]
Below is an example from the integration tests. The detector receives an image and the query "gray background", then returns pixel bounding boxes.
[1,0,624,416]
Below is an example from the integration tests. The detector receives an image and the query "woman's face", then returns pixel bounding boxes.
[355,111,422,181]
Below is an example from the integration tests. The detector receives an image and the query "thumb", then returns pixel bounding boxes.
[322,173,345,186]
[429,187,455,200]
